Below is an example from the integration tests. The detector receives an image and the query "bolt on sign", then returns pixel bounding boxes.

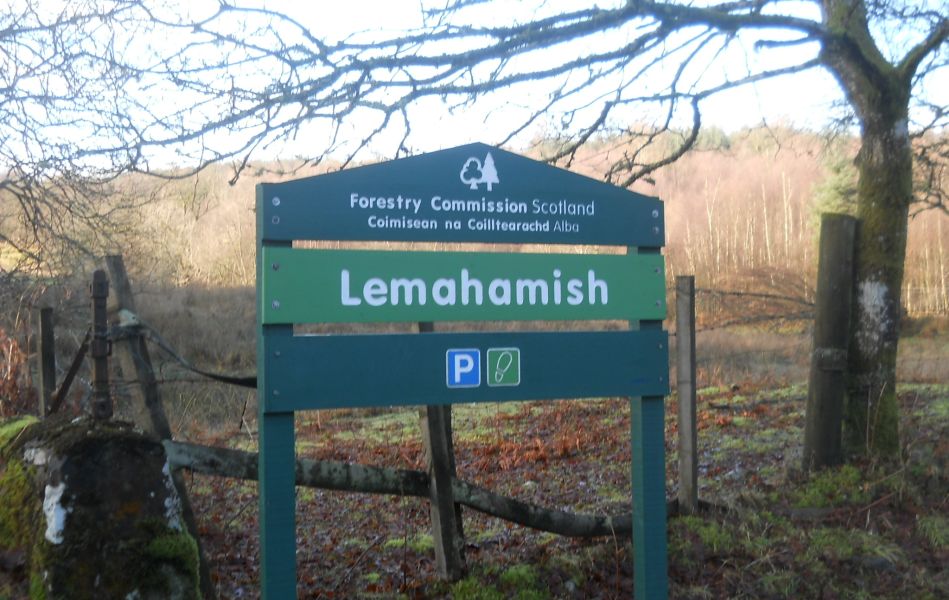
[256,143,670,599]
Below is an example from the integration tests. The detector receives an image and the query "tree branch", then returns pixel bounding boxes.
[897,17,949,85]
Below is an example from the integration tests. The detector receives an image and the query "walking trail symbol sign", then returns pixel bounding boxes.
[256,143,670,598]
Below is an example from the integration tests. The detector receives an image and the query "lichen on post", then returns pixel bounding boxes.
[0,416,201,600]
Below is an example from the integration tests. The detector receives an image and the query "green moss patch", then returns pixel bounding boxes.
[916,515,949,550]
[0,416,38,449]
[792,465,871,508]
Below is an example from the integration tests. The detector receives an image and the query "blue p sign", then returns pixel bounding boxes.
[446,349,480,388]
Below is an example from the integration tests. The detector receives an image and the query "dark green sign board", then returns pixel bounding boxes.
[256,143,669,599]
[258,143,663,246]
[260,330,668,411]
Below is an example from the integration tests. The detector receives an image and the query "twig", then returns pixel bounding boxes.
[321,535,384,598]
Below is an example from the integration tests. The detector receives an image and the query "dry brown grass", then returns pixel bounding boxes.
[1,127,946,428]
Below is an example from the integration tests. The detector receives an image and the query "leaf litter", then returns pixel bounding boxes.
[186,384,948,599]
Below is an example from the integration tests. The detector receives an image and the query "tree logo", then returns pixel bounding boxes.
[459,152,499,191]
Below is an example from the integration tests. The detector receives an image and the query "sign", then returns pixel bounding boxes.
[256,143,670,600]
[446,349,480,388]
[261,330,666,411]
[261,248,666,324]
[487,348,520,387]
[257,143,664,246]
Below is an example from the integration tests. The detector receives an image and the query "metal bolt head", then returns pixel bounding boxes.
[272,262,280,271]
[271,300,281,309]
[652,226,660,235]
[274,350,281,357]
[273,390,280,397]
[272,216,280,225]
[655,300,662,307]
[651,209,659,218]
[272,197,281,206]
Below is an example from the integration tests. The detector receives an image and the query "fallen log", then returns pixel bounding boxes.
[164,440,633,538]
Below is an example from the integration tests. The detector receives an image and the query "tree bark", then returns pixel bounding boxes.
[844,116,911,457]
[164,440,633,538]
[819,0,917,458]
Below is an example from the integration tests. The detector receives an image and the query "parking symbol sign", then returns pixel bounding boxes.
[446,349,481,388]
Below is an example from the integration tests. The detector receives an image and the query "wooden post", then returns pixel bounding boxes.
[418,321,466,580]
[47,331,90,417]
[90,270,113,421]
[803,214,857,471]
[37,307,56,418]
[104,255,217,600]
[675,276,698,514]
[105,256,172,439]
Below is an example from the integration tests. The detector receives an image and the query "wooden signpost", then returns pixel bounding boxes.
[256,143,670,598]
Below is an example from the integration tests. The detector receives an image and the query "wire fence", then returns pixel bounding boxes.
[7,276,945,432]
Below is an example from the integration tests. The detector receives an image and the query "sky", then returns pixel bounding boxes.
[261,0,851,149]
[14,0,944,167]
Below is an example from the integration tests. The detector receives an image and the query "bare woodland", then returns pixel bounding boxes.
[1,1,947,450]
[1,4,948,598]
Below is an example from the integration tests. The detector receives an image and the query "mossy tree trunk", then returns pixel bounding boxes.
[843,115,911,457]
[818,0,940,457]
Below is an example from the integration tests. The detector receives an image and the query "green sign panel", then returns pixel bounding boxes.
[261,247,665,324]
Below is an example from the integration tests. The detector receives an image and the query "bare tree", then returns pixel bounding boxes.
[2,0,946,457]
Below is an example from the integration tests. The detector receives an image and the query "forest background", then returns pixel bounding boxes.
[1,124,946,429]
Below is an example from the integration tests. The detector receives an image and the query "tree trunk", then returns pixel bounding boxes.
[819,0,916,458]
[844,114,911,457]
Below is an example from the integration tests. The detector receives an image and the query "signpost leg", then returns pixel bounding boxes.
[631,395,669,599]
[259,411,297,599]
[418,321,466,579]
[420,404,467,579]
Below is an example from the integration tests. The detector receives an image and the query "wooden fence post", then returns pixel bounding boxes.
[105,256,172,437]
[37,307,56,418]
[90,270,113,421]
[104,254,217,600]
[675,276,698,514]
[803,214,857,471]
[418,321,466,580]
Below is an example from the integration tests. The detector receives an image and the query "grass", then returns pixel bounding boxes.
[165,379,949,599]
[792,464,871,508]
[917,515,949,550]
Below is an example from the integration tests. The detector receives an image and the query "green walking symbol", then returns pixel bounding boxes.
[486,348,520,386]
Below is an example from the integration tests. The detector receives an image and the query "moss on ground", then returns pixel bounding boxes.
[917,515,949,550]
[450,575,504,600]
[383,533,433,553]
[792,464,871,508]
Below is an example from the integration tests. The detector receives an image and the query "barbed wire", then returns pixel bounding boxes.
[110,310,256,388]
[693,288,814,307]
